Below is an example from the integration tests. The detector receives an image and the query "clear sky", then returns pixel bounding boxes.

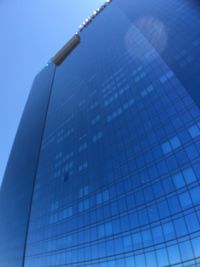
[0,0,104,186]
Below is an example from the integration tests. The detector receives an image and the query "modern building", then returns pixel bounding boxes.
[1,0,200,266]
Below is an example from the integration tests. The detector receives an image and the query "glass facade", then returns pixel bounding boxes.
[1,0,200,266]
[0,64,56,267]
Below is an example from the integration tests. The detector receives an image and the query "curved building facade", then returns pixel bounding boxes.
[1,0,200,266]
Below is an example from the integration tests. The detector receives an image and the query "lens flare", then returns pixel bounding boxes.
[125,16,167,63]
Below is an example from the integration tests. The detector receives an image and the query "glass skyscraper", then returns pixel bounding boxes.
[1,0,200,266]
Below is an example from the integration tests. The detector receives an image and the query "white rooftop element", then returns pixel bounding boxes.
[78,0,112,33]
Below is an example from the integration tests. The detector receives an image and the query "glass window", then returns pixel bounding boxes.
[105,222,113,236]
[135,254,146,267]
[142,229,152,246]
[117,258,126,267]
[144,186,154,202]
[96,193,102,204]
[138,209,149,225]
[172,172,185,189]
[179,241,194,261]
[148,206,159,222]
[125,257,135,267]
[179,192,192,209]
[102,190,110,201]
[185,213,199,232]
[178,130,191,143]
[166,155,178,171]
[189,187,200,204]
[157,160,168,175]
[63,207,72,218]
[162,177,175,194]
[162,141,171,154]
[183,167,196,184]
[149,85,155,92]
[170,136,181,149]
[135,190,145,206]
[126,194,135,210]
[114,237,124,254]
[193,161,200,178]
[174,217,188,237]
[156,248,169,266]
[163,222,175,240]
[118,198,127,213]
[186,144,199,160]
[84,186,89,195]
[152,225,164,243]
[152,146,164,159]
[192,237,200,257]
[129,212,139,229]
[160,74,167,83]
[112,219,121,234]
[152,181,164,197]
[145,251,157,267]
[63,172,69,182]
[168,196,181,214]
[84,199,89,210]
[100,262,107,267]
[107,260,116,267]
[167,244,181,265]
[188,125,200,138]
[98,225,105,238]
[158,200,170,218]
[132,233,142,249]
[123,235,133,250]
[176,150,189,165]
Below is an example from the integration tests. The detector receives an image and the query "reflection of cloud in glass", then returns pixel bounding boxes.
[125,16,167,63]
[136,16,168,53]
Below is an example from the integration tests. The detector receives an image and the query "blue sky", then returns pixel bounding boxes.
[0,0,104,186]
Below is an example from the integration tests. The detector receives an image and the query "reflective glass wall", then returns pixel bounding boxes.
[0,64,55,267]
[24,0,200,266]
[2,0,200,266]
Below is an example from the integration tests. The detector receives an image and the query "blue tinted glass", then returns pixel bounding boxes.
[152,225,164,242]
[179,241,194,261]
[185,144,199,160]
[125,257,135,267]
[145,251,157,267]
[167,245,181,265]
[163,222,175,240]
[193,162,200,179]
[156,248,169,266]
[132,233,143,249]
[183,167,197,184]
[174,217,187,237]
[190,187,200,204]
[172,172,185,189]
[162,177,175,194]
[2,0,199,266]
[188,125,200,138]
[192,237,200,258]
[162,142,171,154]
[185,213,199,232]
[168,196,181,213]
[135,254,146,266]
[158,200,170,218]
[170,136,181,149]
[142,230,152,246]
[179,192,192,208]
[0,64,56,267]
